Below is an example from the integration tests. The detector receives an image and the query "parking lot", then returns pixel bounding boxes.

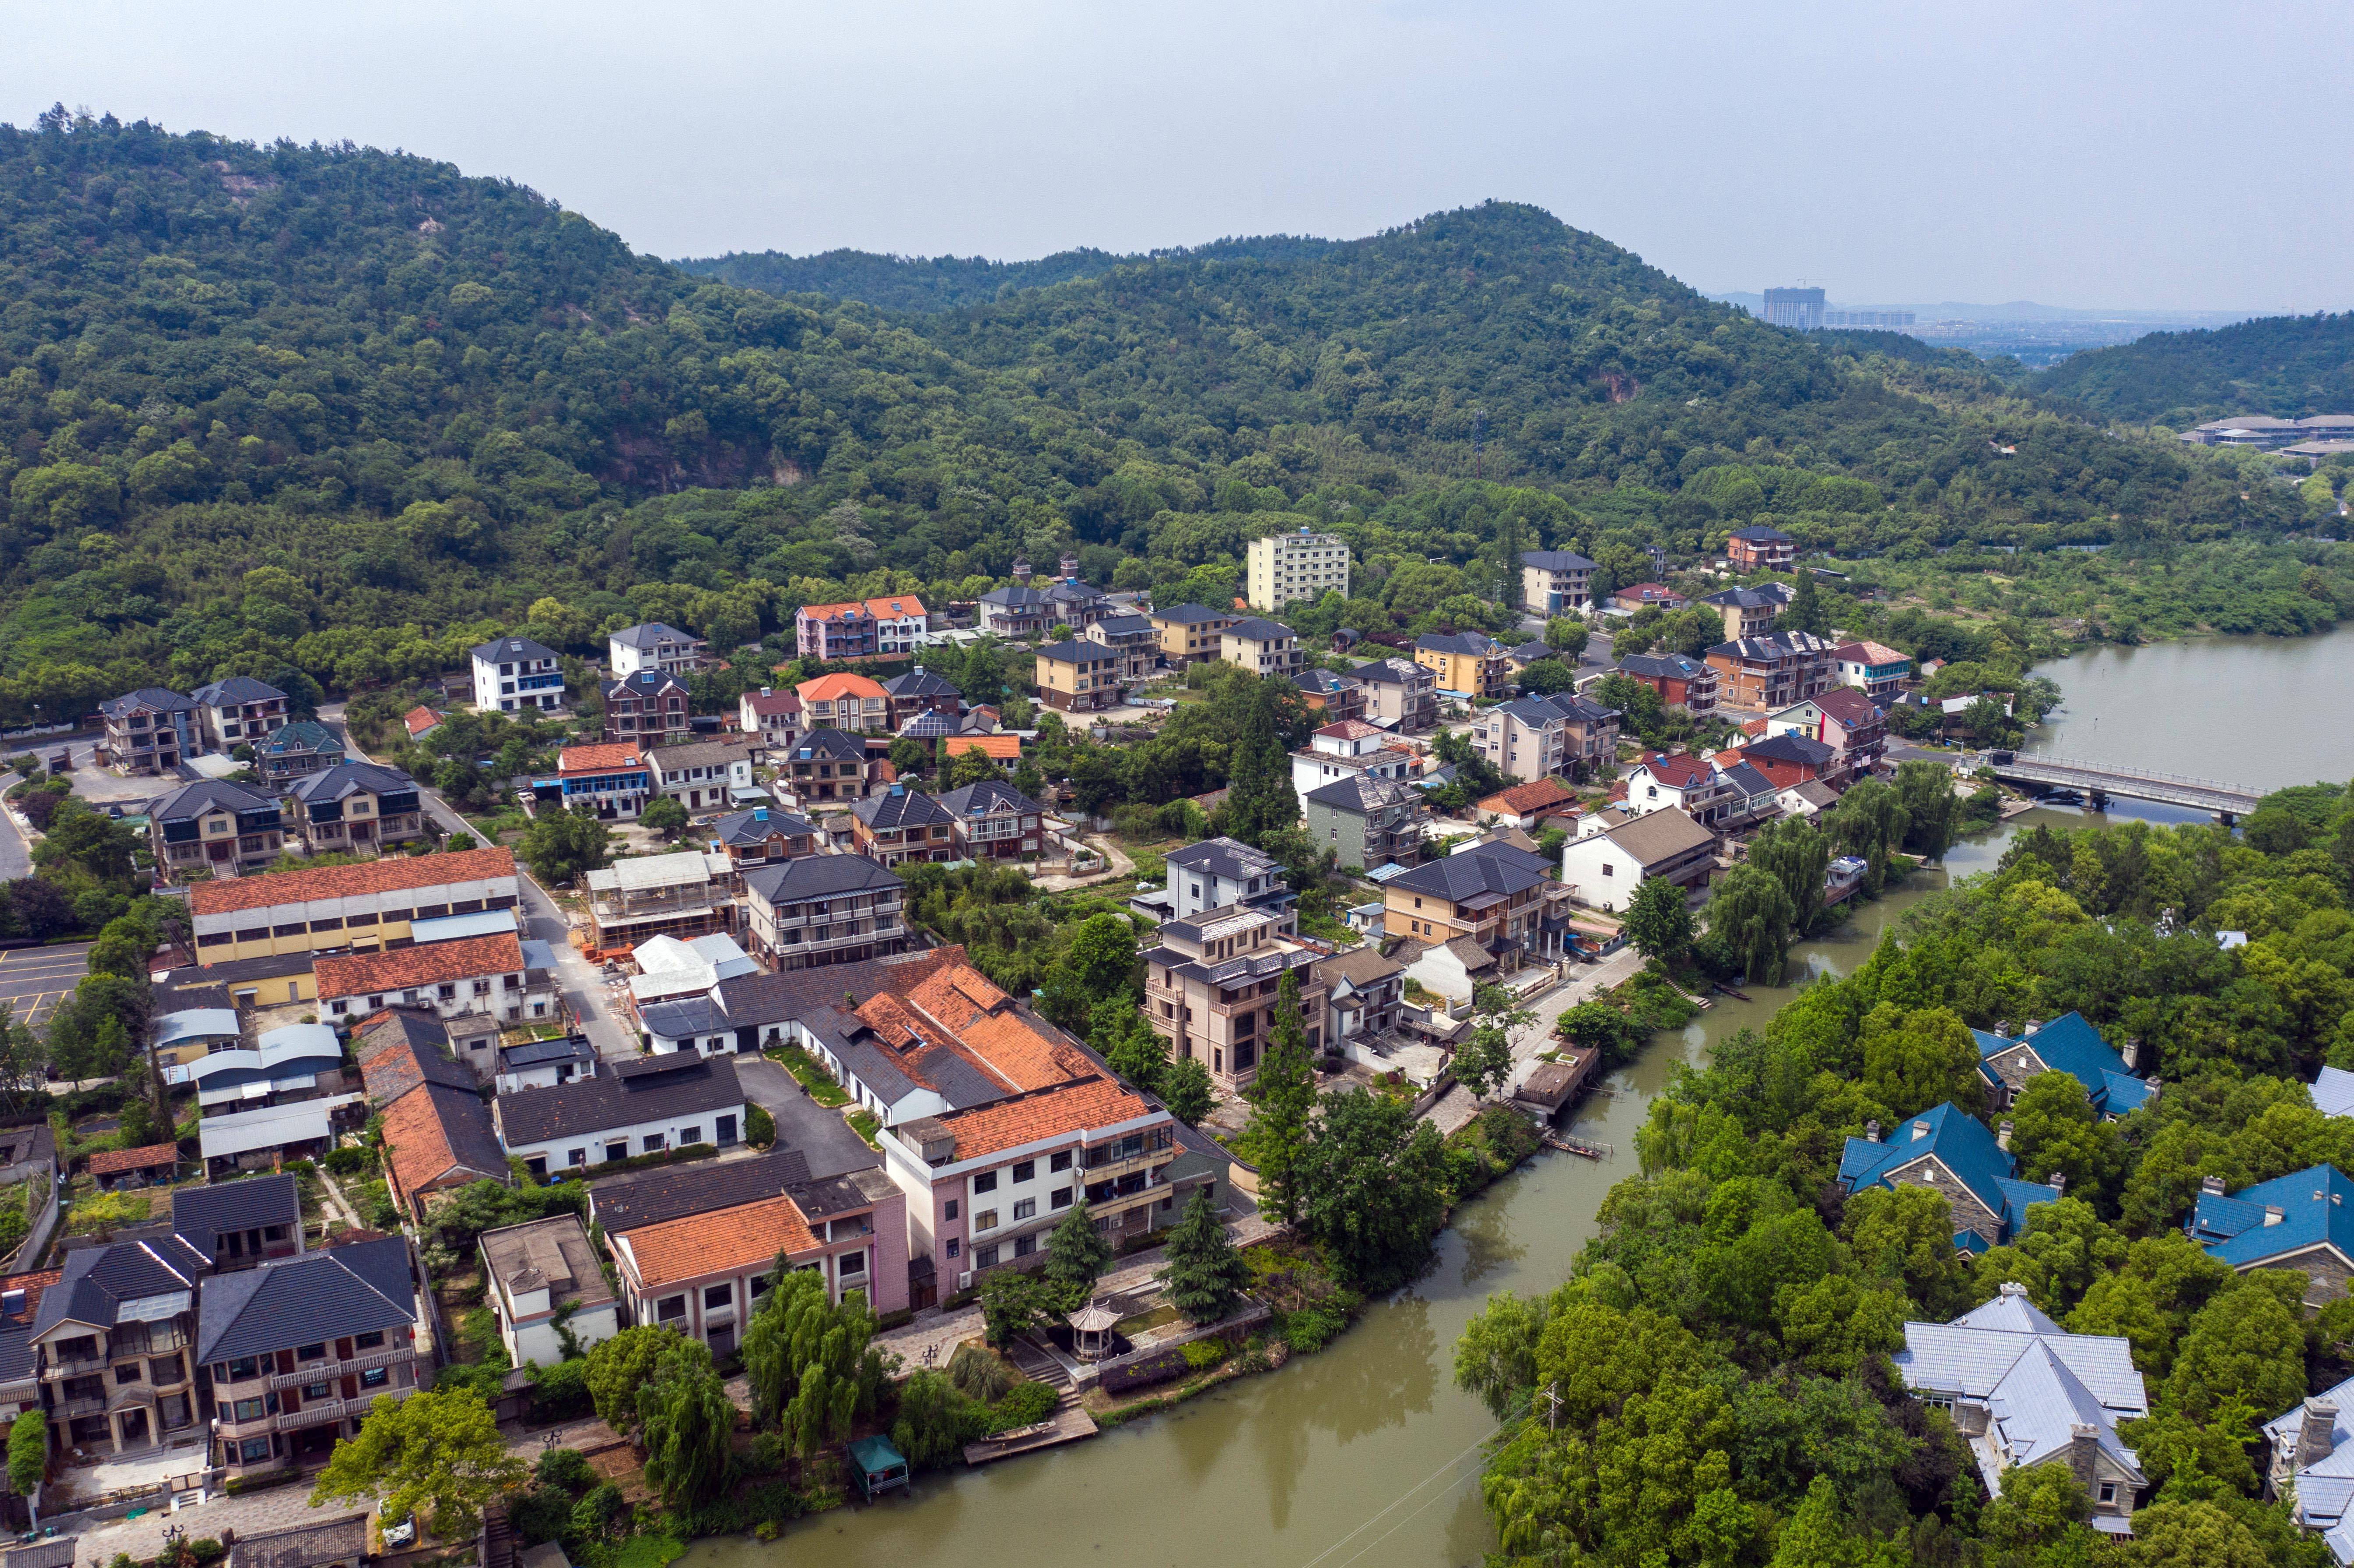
[0,942,91,1032]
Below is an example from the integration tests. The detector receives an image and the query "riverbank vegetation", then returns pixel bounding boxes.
[1455,782,2354,1565]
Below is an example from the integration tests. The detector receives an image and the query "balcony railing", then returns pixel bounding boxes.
[263,1347,414,1393]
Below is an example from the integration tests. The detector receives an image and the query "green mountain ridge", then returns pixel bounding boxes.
[2031,311,2354,424]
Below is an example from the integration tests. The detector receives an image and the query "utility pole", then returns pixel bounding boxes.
[1539,1381,1561,1432]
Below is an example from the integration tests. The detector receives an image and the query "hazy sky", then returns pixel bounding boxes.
[10,1,2350,312]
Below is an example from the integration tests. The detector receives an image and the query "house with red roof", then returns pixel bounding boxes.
[1611,583,1688,612]
[1768,687,1888,780]
[1618,752,1739,826]
[794,596,930,661]
[1475,776,1581,829]
[796,673,891,734]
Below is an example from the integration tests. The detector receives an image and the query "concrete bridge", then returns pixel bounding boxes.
[1985,753,2264,820]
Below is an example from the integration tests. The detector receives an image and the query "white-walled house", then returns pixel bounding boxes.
[491,1054,746,1179]
[608,623,709,677]
[479,1214,620,1367]
[471,637,565,714]
[1559,807,1717,912]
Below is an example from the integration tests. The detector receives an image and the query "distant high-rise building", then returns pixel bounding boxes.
[1762,287,1826,332]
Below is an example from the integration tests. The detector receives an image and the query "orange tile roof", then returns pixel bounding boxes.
[797,673,889,703]
[380,1080,503,1200]
[624,1194,819,1288]
[316,932,525,1000]
[88,1142,179,1175]
[559,742,645,774]
[799,596,930,623]
[1835,640,1907,665]
[945,735,1021,761]
[190,846,518,917]
[403,705,443,737]
[1477,777,1578,816]
[934,1076,1156,1162]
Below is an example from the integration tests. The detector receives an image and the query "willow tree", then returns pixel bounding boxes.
[1707,864,1797,986]
[1748,815,1830,937]
[741,1263,883,1459]
[638,1338,734,1510]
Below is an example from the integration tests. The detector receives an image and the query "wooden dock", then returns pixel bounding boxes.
[1543,1133,1614,1160]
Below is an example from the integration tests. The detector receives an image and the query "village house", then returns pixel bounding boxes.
[795,596,929,661]
[773,728,889,806]
[1383,839,1562,969]
[707,804,820,870]
[944,735,1023,774]
[479,1215,620,1367]
[1471,692,1622,786]
[359,1017,508,1219]
[1142,903,1329,1091]
[254,720,345,782]
[610,1175,909,1341]
[1304,774,1428,872]
[186,846,521,963]
[797,672,892,734]
[1559,807,1717,912]
[1724,524,1797,571]
[1475,776,1580,831]
[583,849,735,951]
[1833,639,1912,699]
[1293,667,1368,723]
[1351,657,1439,732]
[1503,640,1559,677]
[1221,617,1305,677]
[602,669,692,745]
[880,666,962,731]
[737,686,803,751]
[1614,753,1737,827]
[1148,603,1237,666]
[1161,836,1294,924]
[742,853,908,970]
[978,577,1109,637]
[316,931,555,1028]
[538,742,650,820]
[1766,687,1888,781]
[1611,583,1688,612]
[1892,1285,2148,1536]
[1972,1012,2154,1118]
[1722,731,1837,789]
[494,1052,747,1178]
[1614,652,1719,715]
[284,762,428,857]
[938,779,1046,861]
[100,687,202,773]
[30,1234,206,1458]
[1706,630,1836,711]
[1313,946,1406,1053]
[496,1034,599,1094]
[402,706,443,742]
[2189,1164,2354,1306]
[149,779,285,877]
[1415,631,1510,697]
[470,636,565,715]
[1520,549,1597,616]
[2263,1382,2354,1554]
[1718,759,1785,831]
[608,623,709,678]
[648,736,759,813]
[1032,639,1123,712]
[1839,1103,2060,1250]
[1697,583,1793,641]
[851,784,957,867]
[1290,719,1417,797]
[191,677,291,753]
[1081,613,1162,684]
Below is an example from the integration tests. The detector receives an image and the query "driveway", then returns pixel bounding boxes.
[0,942,90,1034]
[0,799,28,881]
[734,1055,881,1180]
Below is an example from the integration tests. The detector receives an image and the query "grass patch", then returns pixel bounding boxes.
[846,1109,881,1148]
[64,1186,152,1235]
[766,1044,851,1107]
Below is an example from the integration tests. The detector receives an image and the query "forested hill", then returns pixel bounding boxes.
[2032,311,2354,424]
[0,109,2302,718]
[674,234,1338,313]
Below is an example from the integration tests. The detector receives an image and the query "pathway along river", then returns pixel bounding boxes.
[699,630,2354,1568]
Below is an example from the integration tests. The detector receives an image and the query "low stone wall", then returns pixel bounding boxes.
[1,1176,58,1274]
[1080,1299,1274,1385]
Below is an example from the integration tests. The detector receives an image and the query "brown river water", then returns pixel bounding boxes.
[687,629,2354,1568]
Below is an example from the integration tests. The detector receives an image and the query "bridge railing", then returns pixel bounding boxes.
[2003,754,2260,800]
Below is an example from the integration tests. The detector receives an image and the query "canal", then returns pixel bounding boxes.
[695,630,2354,1568]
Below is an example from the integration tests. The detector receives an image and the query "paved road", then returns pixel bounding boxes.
[734,1055,882,1180]
[0,942,91,1033]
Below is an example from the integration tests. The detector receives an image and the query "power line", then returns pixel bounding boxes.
[1294,1426,1500,1568]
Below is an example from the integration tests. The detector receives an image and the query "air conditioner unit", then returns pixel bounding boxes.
[957,1271,973,1292]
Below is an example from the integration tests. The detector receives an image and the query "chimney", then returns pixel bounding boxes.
[1997,1119,2014,1152]
[2067,1424,2100,1492]
[1995,1020,2010,1039]
[2200,1174,2226,1197]
[2265,1204,2286,1226]
[1864,1119,1881,1144]
[1998,1281,2027,1299]
[2145,1080,2160,1105]
[2049,1170,2067,1196]
[2025,1019,2044,1035]
[2123,1036,2141,1073]
[1911,1119,1932,1141]
[2301,1400,2340,1470]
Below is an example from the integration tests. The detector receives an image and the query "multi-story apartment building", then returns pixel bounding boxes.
[1615,653,1719,715]
[1698,583,1792,641]
[1725,525,1797,572]
[1080,615,1161,684]
[149,780,284,878]
[607,623,708,677]
[1149,604,1236,667]
[1142,902,1329,1090]
[880,666,962,731]
[191,678,291,753]
[1220,617,1303,677]
[1302,774,1427,871]
[737,687,803,751]
[937,780,1045,861]
[1833,639,1911,699]
[1164,837,1294,924]
[1032,640,1123,712]
[187,847,521,963]
[540,742,650,820]
[1383,839,1563,968]
[1246,528,1352,611]
[602,669,692,745]
[707,805,820,870]
[794,596,929,661]
[1520,550,1598,616]
[1351,657,1439,732]
[582,849,734,950]
[1415,631,1510,697]
[851,785,957,867]
[1706,631,1836,711]
[253,721,345,782]
[773,728,887,806]
[797,673,891,734]
[493,1053,746,1178]
[648,736,757,813]
[470,637,565,714]
[1471,692,1622,784]
[199,1236,424,1480]
[316,931,556,1027]
[1289,719,1416,797]
[743,854,908,970]
[100,688,201,773]
[283,763,427,857]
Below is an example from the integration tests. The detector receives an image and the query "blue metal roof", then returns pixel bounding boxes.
[1978,1012,2145,1116]
[1838,1102,2058,1244]
[2191,1163,2354,1269]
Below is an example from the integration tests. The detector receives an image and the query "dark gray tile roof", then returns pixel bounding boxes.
[1303,774,1421,814]
[1166,836,1278,881]
[101,687,196,717]
[471,636,560,663]
[743,853,903,904]
[712,807,816,847]
[780,728,869,763]
[851,786,952,831]
[1745,733,1836,765]
[197,1235,415,1364]
[881,668,960,698]
[289,761,417,806]
[151,779,279,823]
[231,1516,370,1568]
[588,1147,816,1234]
[172,1175,302,1258]
[1225,617,1295,642]
[1091,614,1152,637]
[33,1237,208,1337]
[1520,550,1598,570]
[603,669,689,701]
[501,1035,596,1070]
[610,623,700,649]
[1350,657,1429,686]
[938,779,1042,818]
[1617,653,1710,680]
[1384,839,1550,903]
[1416,631,1500,656]
[494,1056,744,1147]
[191,676,289,707]
[1150,603,1228,624]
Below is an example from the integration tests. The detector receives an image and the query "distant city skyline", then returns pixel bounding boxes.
[9,0,2351,314]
